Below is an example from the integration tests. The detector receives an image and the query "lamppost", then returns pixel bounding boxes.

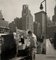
[40,0,47,54]
[40,0,47,38]
[40,0,47,12]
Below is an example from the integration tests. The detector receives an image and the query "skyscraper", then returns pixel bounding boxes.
[34,11,47,37]
[9,4,33,32]
[22,4,33,32]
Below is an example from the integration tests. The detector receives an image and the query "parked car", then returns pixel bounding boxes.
[0,33,16,60]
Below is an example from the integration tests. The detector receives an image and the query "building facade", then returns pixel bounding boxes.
[22,5,33,32]
[34,11,47,38]
[52,6,56,25]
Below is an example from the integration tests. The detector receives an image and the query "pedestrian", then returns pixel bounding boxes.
[37,35,44,54]
[21,35,24,44]
[40,35,44,54]
[27,31,37,60]
[37,36,41,54]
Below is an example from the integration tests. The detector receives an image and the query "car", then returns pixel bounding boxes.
[0,33,16,60]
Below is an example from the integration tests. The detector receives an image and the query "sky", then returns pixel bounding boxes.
[0,0,56,23]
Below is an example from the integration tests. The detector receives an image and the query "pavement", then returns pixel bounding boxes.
[46,39,56,56]
[10,39,56,60]
[10,54,56,60]
[35,39,56,60]
[35,54,56,60]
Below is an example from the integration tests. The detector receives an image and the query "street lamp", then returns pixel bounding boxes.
[40,0,46,12]
[40,0,47,38]
[40,3,43,10]
[40,0,47,54]
[40,0,45,10]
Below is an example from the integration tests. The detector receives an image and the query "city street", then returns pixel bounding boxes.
[0,0,56,60]
[10,39,56,60]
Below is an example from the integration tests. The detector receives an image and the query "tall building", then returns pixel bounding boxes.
[22,5,33,32]
[52,6,56,25]
[0,10,9,33]
[34,21,40,36]
[9,4,33,32]
[34,11,47,37]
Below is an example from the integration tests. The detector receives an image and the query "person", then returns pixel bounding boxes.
[37,35,45,54]
[40,35,44,54]
[21,35,24,44]
[27,31,37,60]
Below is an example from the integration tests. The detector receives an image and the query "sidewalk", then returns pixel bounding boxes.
[46,39,56,56]
[35,54,56,60]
